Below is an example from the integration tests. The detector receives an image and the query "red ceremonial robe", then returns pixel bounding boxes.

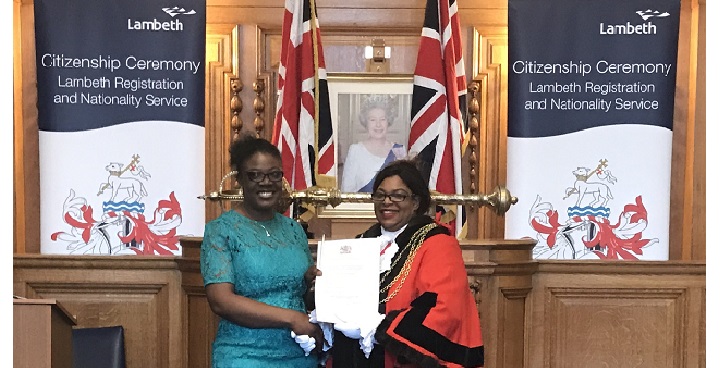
[327,215,484,368]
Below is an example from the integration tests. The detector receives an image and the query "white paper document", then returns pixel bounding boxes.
[314,237,384,324]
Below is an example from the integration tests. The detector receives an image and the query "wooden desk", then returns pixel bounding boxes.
[14,298,77,368]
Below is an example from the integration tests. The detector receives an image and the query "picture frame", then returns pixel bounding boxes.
[318,73,414,218]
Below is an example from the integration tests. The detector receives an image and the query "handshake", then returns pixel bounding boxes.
[291,310,386,358]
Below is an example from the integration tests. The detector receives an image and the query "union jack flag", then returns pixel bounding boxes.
[409,0,468,237]
[271,0,335,191]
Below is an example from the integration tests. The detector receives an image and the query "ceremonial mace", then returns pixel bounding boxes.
[199,171,518,215]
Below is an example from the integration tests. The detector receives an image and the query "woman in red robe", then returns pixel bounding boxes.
[327,159,484,368]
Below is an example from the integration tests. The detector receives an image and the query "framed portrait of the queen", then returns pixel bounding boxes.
[318,73,414,216]
[327,74,414,194]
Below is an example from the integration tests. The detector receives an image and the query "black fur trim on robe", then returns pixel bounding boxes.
[375,293,485,367]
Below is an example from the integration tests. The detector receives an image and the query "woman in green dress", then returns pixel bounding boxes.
[201,135,323,368]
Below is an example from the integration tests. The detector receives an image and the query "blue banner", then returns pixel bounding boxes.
[35,0,205,132]
[508,0,680,138]
[505,0,680,261]
[35,0,207,255]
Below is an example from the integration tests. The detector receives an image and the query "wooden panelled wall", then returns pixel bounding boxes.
[13,0,705,258]
[13,246,706,368]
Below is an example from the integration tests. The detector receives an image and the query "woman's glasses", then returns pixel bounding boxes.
[370,191,412,202]
[245,170,284,183]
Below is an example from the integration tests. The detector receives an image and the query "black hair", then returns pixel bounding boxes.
[372,159,431,214]
[229,134,282,182]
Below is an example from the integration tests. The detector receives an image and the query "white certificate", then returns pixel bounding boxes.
[314,237,383,324]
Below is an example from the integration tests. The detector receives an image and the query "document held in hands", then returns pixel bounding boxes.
[314,237,385,324]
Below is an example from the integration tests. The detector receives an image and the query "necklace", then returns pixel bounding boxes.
[234,205,274,237]
[255,222,270,237]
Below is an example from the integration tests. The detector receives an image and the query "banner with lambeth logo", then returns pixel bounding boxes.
[35,0,206,255]
[505,0,680,260]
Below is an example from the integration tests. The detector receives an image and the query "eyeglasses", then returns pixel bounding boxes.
[245,170,284,183]
[370,191,413,203]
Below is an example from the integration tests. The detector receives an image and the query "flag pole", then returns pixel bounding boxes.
[309,0,321,185]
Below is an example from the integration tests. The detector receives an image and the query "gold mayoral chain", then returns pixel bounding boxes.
[379,223,438,303]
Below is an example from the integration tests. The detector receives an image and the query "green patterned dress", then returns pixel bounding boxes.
[201,210,318,368]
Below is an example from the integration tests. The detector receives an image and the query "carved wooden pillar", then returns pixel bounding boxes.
[253,79,266,138]
[467,82,481,196]
[230,78,243,140]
